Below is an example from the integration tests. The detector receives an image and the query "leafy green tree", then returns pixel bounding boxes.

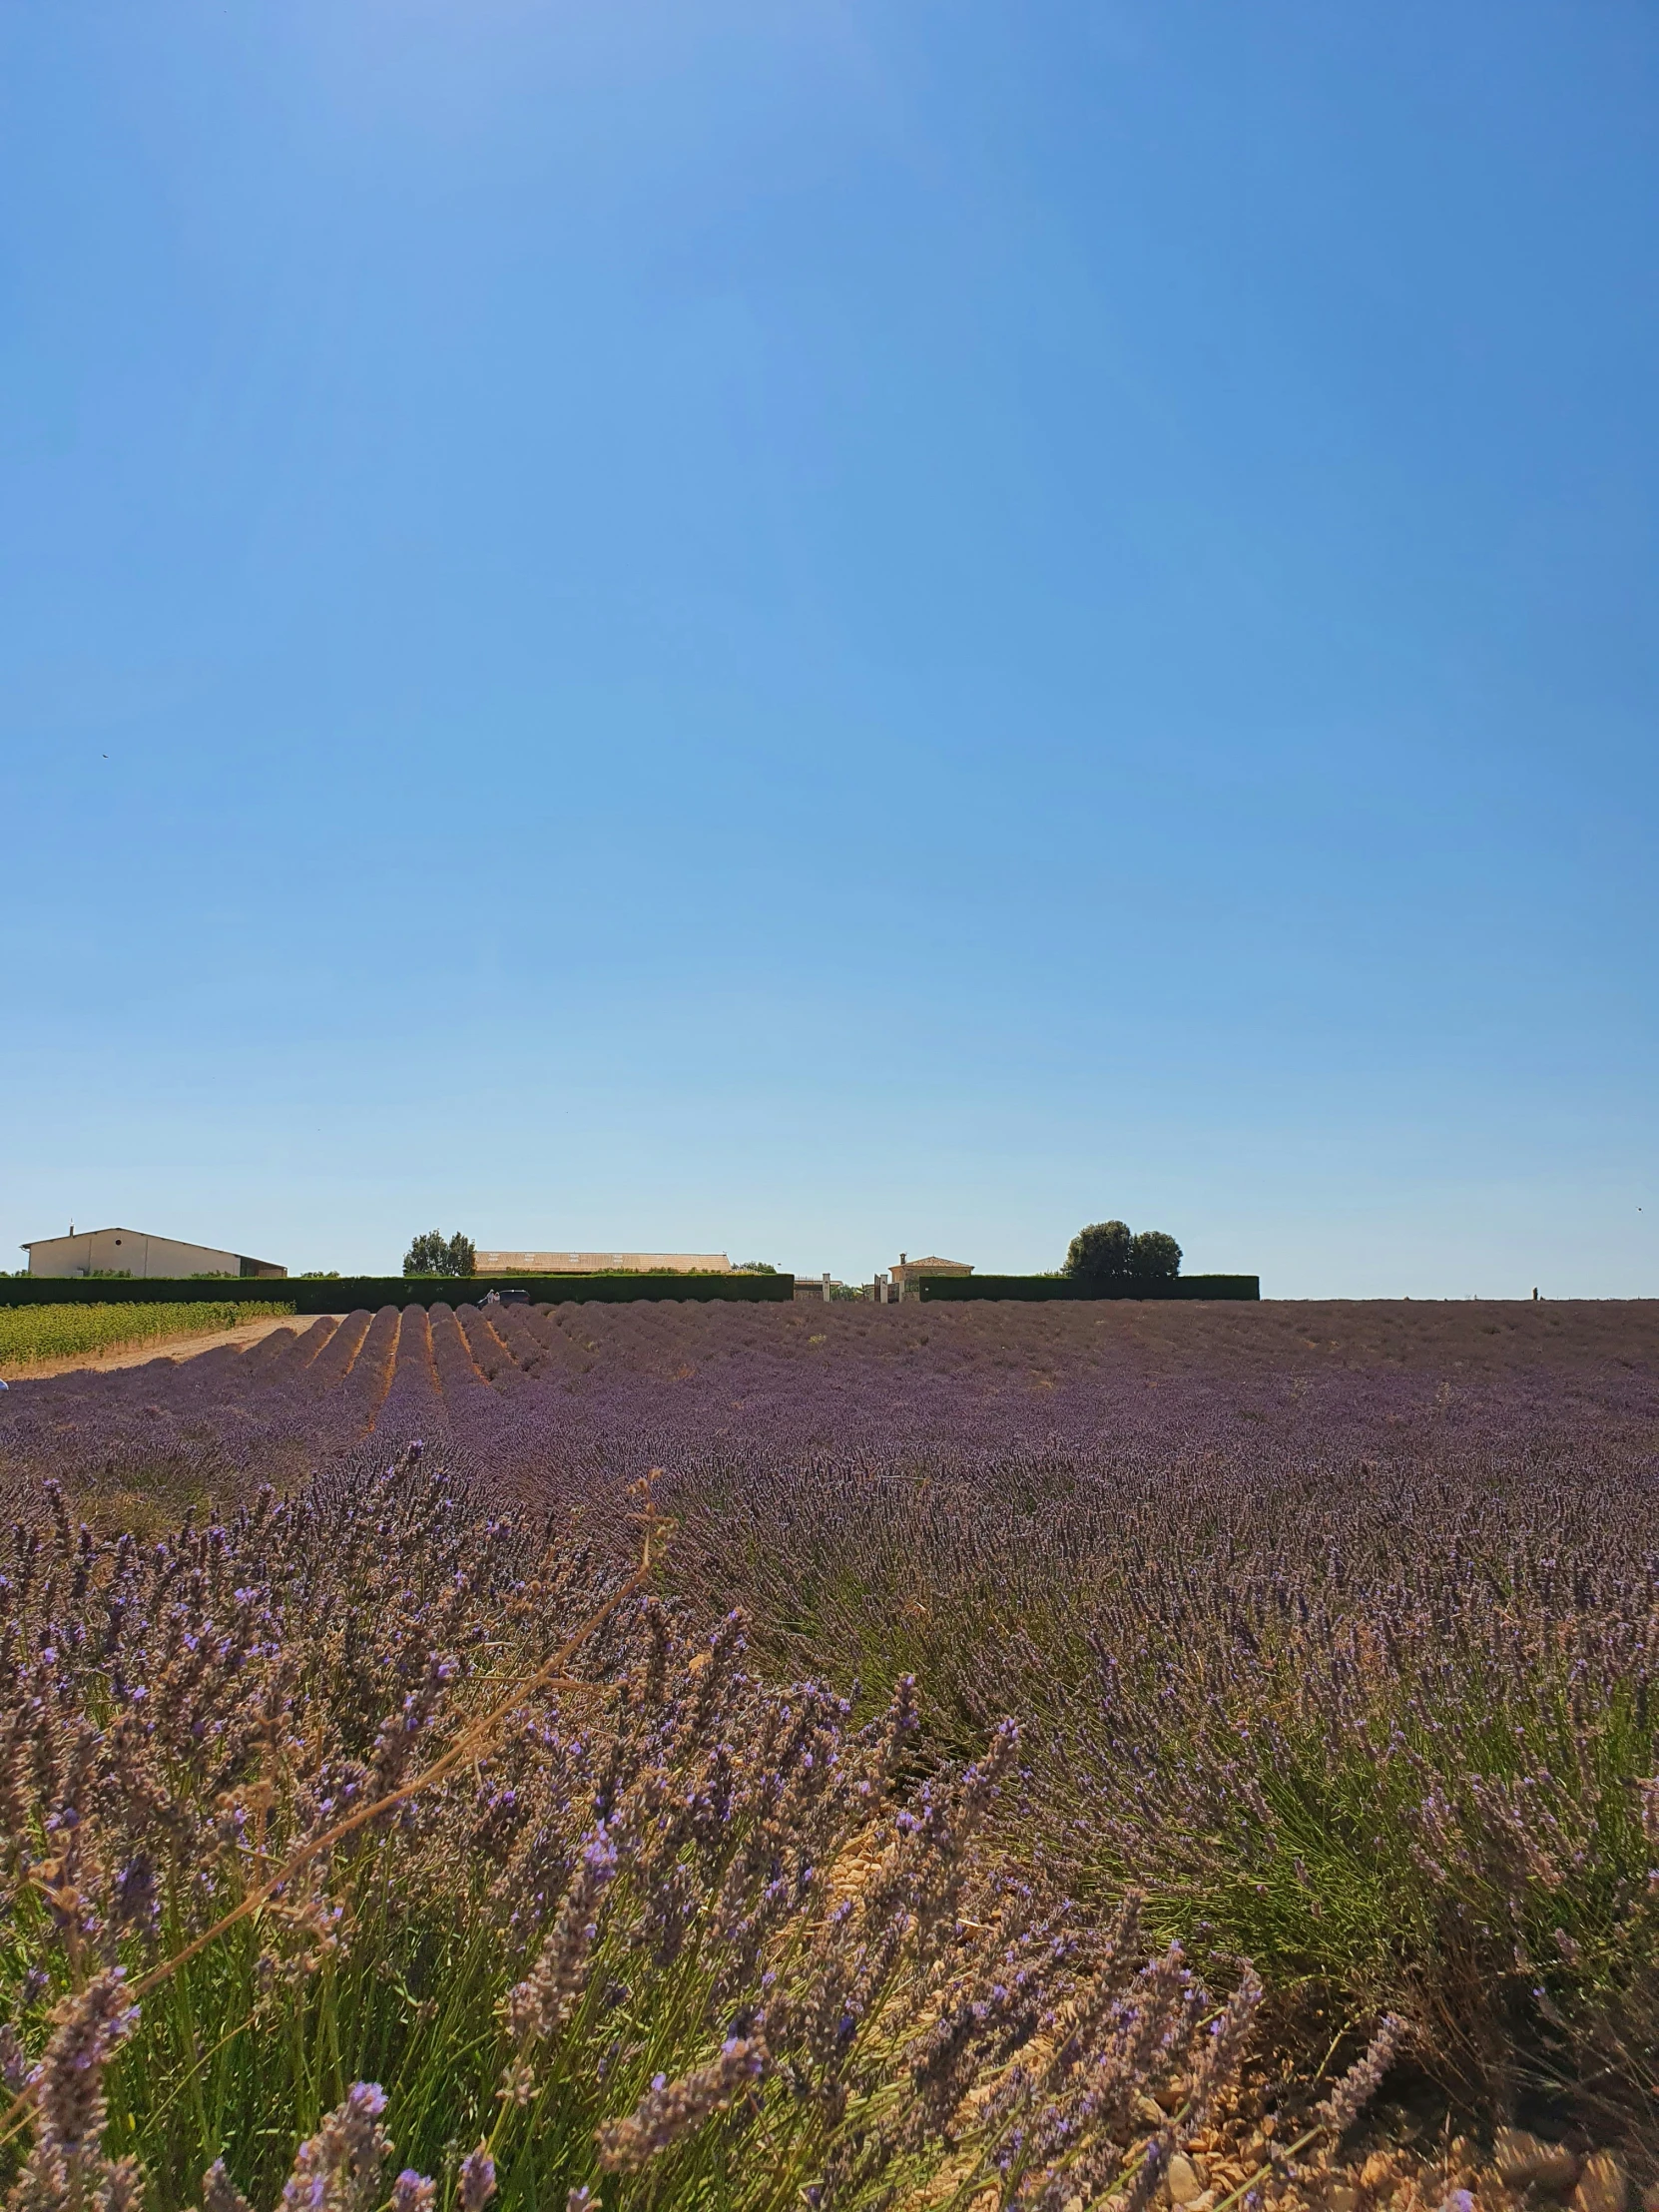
[1064,1221,1183,1283]
[1063,1221,1132,1280]
[1128,1230,1182,1280]
[404,1232,443,1277]
[403,1231,476,1279]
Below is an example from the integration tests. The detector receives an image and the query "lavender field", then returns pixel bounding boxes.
[2,1298,1657,2212]
[4,1293,1654,1506]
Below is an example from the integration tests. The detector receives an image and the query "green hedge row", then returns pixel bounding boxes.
[0,1274,798,1314]
[918,1274,1260,1302]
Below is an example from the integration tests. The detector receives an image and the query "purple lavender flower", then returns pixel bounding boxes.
[597,2037,767,2171]
[457,2143,496,2211]
[278,2082,391,2212]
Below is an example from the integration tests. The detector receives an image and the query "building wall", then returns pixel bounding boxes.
[25,1231,285,1280]
[888,1259,973,1295]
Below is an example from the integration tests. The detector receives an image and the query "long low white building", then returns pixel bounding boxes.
[23,1227,286,1280]
[475,1251,734,1275]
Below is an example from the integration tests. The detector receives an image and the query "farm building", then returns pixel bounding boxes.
[22,1228,286,1281]
[474,1251,734,1275]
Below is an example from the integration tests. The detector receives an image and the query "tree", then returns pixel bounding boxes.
[403,1230,476,1279]
[1128,1230,1182,1281]
[1063,1220,1132,1280]
[1063,1220,1183,1283]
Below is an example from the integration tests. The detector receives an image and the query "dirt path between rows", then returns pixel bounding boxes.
[0,1315,349,1383]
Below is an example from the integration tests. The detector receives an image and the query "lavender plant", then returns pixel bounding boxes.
[0,1450,1268,2212]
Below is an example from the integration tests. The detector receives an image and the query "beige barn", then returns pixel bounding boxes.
[475,1252,734,1275]
[23,1228,286,1280]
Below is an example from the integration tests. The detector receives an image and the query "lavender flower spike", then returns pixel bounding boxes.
[458,2144,497,2211]
[278,2082,392,2212]
[500,1825,618,2101]
[34,1966,140,2159]
[201,2157,258,2212]
[1315,2016,1404,2140]
[10,1969,142,2212]
[597,2037,767,2173]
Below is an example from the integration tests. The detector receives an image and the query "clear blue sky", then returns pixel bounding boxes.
[3,1,1655,1296]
